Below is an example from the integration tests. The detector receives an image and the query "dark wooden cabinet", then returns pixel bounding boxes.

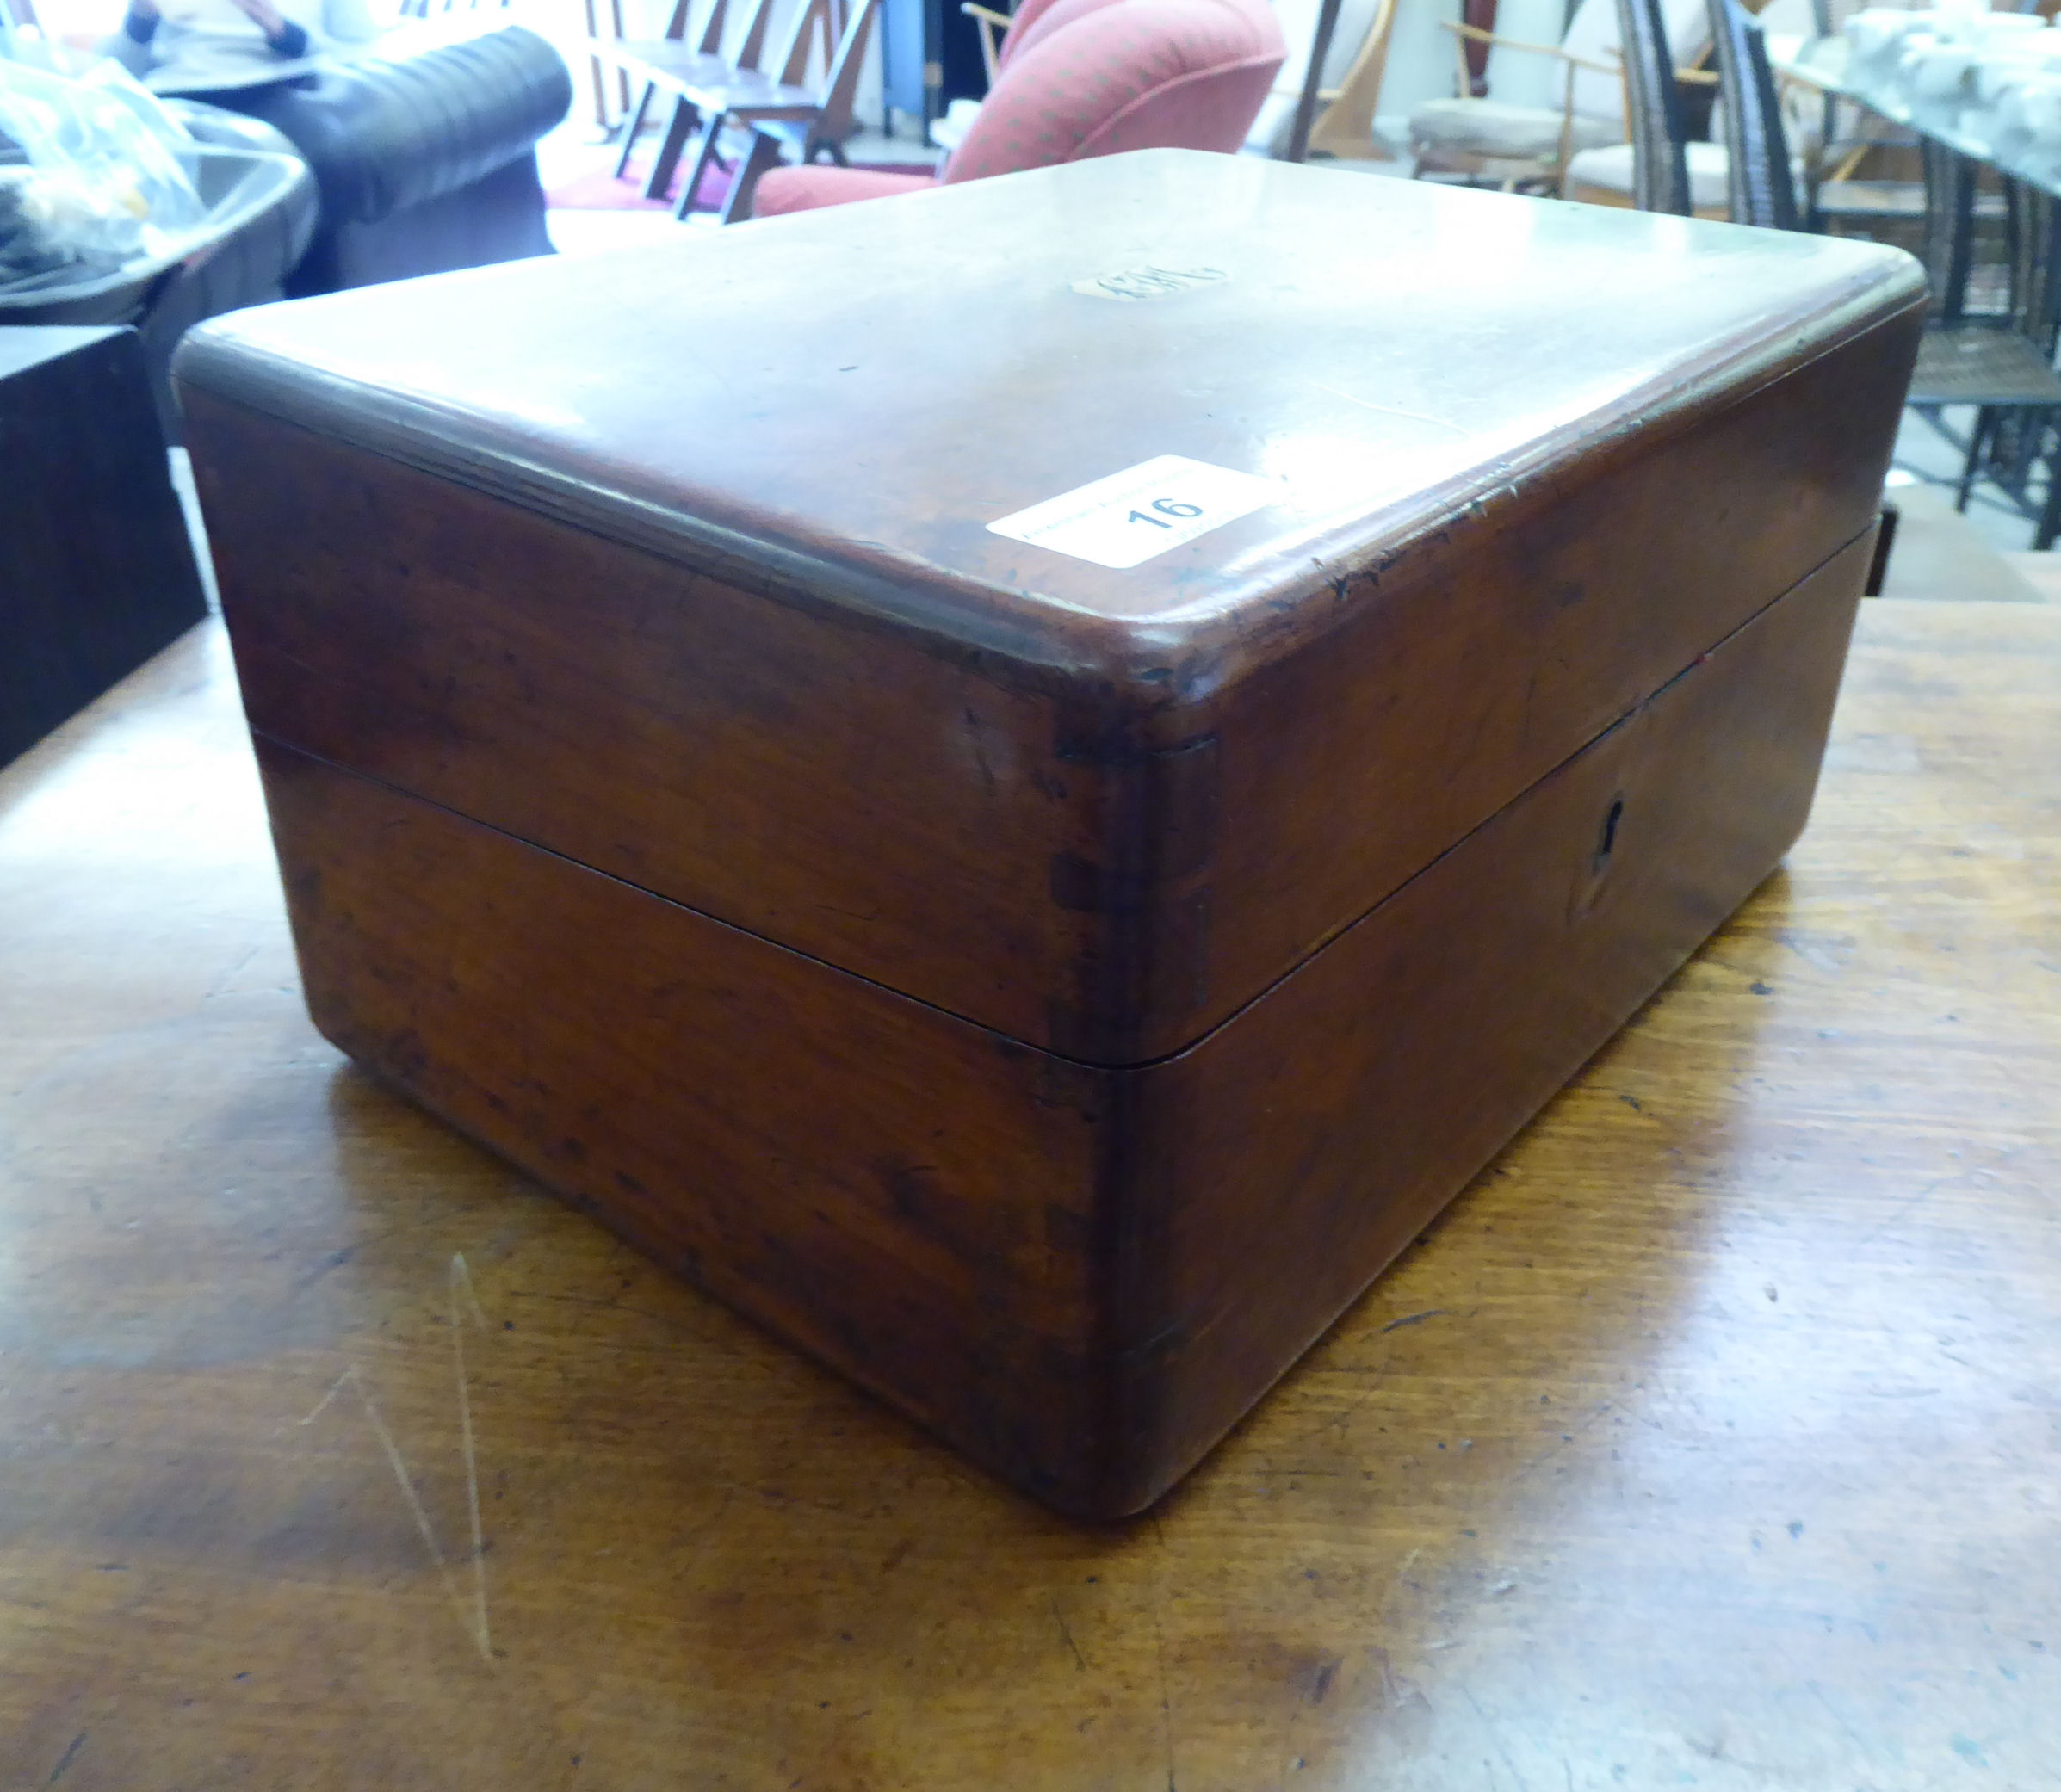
[0,327,207,769]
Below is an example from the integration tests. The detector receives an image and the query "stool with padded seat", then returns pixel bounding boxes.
[1408,0,1707,193]
[750,0,1281,217]
[1409,96,1619,176]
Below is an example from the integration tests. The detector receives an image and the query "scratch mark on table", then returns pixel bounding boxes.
[1853,1176,1950,1249]
[452,1252,492,1660]
[1309,382,1470,436]
[1808,1680,1873,1760]
[1507,1400,1615,1488]
[290,1243,362,1298]
[299,1368,352,1428]
[1051,1597,1086,1672]
[1460,1685,1532,1792]
[44,1731,87,1786]
[1153,1577,1178,1792]
[303,1359,492,1663]
[204,938,263,999]
[1389,1546,1423,1596]
[353,1367,483,1656]
[1381,1309,1448,1334]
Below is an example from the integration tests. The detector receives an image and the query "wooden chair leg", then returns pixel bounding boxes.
[676,115,728,219]
[1943,154,1978,324]
[2034,423,2061,550]
[610,0,629,112]
[583,0,611,130]
[645,97,699,202]
[720,129,785,224]
[1957,406,1994,513]
[613,82,657,179]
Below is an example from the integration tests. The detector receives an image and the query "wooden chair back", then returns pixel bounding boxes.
[770,0,873,132]
[647,0,783,61]
[734,0,794,71]
[398,0,511,17]
[774,0,854,86]
[649,0,725,53]
[818,0,876,136]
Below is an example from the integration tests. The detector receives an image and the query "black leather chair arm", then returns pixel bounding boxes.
[189,22,572,227]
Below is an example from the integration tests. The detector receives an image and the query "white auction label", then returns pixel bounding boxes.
[986,456,1282,571]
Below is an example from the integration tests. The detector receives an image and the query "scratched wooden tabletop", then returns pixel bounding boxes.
[2,600,2057,1791]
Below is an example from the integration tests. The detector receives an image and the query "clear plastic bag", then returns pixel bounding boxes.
[77,59,203,187]
[0,58,204,291]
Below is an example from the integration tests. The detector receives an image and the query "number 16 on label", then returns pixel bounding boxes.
[986,455,1284,570]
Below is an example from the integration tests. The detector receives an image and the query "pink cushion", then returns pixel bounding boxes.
[748,0,1284,219]
[752,166,938,216]
[998,0,1132,69]
[945,0,1284,184]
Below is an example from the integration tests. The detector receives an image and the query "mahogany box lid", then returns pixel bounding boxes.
[177,150,1925,1065]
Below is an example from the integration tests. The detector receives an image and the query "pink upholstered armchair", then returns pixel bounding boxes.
[751,0,1284,217]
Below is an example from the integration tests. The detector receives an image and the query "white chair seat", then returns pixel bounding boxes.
[1566,139,1732,207]
[1408,97,1621,162]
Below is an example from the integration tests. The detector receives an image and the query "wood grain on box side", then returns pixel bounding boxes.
[185,310,1913,1067]
[248,529,1866,1516]
[1094,535,1872,1507]
[252,737,1116,1510]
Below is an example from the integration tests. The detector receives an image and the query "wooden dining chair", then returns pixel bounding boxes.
[669,0,879,222]
[611,0,748,183]
[398,0,512,15]
[1408,16,1621,192]
[599,0,795,201]
[1711,0,2061,547]
[1408,0,1710,195]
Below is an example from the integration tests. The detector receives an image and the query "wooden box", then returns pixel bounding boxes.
[178,151,1923,1517]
